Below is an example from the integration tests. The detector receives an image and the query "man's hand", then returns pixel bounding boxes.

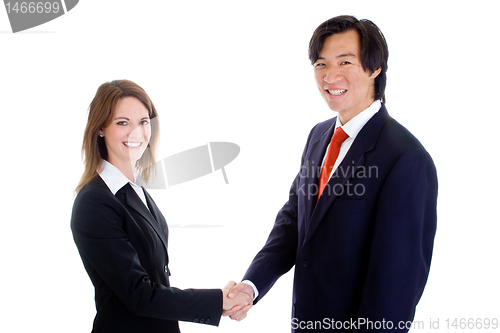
[222,282,254,321]
[221,281,253,318]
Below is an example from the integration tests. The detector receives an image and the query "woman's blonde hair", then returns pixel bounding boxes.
[75,80,160,194]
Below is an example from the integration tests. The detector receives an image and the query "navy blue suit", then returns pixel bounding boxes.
[243,105,438,332]
[71,177,222,333]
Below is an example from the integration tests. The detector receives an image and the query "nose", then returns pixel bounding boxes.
[129,124,144,139]
[324,69,341,84]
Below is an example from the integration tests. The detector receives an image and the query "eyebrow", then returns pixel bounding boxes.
[337,53,356,58]
[317,53,356,60]
[114,116,150,120]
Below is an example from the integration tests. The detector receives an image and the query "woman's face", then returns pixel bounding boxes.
[100,96,151,169]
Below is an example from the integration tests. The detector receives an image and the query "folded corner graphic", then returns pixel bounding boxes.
[4,0,79,33]
[145,142,240,189]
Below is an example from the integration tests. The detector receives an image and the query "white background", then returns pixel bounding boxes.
[1,0,499,332]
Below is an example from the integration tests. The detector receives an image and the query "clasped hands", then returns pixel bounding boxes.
[221,281,254,321]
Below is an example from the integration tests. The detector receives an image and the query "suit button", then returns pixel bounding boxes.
[193,317,199,323]
[164,265,168,273]
[200,318,205,323]
[303,261,309,268]
[205,318,210,324]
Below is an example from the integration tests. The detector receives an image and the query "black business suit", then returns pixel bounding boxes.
[243,105,438,332]
[71,176,222,333]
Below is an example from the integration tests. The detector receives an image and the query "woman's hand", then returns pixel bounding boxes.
[221,281,254,321]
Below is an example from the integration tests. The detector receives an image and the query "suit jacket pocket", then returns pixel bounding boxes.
[332,197,366,209]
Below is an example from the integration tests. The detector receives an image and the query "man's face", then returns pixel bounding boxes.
[314,29,381,124]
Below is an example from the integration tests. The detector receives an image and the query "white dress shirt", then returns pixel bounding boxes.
[244,100,382,300]
[98,159,149,210]
[322,100,381,179]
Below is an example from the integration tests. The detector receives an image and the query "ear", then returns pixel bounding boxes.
[99,128,104,137]
[370,67,382,79]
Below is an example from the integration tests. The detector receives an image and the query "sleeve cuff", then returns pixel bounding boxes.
[241,280,259,300]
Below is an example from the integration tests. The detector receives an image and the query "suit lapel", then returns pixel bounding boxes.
[116,184,169,253]
[143,188,168,227]
[303,106,390,245]
[299,120,335,246]
[304,136,366,243]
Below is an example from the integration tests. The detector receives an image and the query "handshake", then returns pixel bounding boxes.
[221,281,255,321]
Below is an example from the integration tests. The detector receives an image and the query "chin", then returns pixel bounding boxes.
[327,104,343,113]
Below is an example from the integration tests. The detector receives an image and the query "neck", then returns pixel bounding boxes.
[337,99,376,125]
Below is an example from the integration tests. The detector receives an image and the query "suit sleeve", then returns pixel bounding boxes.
[355,148,438,331]
[242,174,299,303]
[71,189,223,325]
[242,125,318,303]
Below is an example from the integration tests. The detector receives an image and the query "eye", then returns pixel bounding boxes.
[340,61,351,65]
[141,120,150,126]
[117,121,128,126]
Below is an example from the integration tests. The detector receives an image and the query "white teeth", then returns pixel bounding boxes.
[328,89,347,95]
[124,142,141,147]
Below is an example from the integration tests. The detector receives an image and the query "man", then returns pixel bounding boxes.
[224,15,438,332]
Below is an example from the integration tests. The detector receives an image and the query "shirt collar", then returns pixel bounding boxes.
[335,100,382,140]
[98,160,145,195]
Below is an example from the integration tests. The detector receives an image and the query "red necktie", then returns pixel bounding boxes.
[318,127,349,199]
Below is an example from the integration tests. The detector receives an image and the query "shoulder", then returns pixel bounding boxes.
[313,116,336,134]
[353,106,435,173]
[314,116,336,131]
[383,118,422,148]
[375,107,428,156]
[377,114,436,176]
[74,176,115,207]
[307,116,336,142]
[71,176,126,233]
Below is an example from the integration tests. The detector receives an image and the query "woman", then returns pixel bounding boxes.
[71,80,251,333]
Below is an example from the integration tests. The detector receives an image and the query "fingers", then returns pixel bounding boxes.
[229,304,253,321]
[223,289,251,310]
[222,305,241,317]
[222,281,254,320]
[233,288,253,306]
[223,280,237,292]
[222,281,239,311]
[228,282,255,299]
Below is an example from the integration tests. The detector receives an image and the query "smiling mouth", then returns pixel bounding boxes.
[123,142,142,148]
[327,89,347,96]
